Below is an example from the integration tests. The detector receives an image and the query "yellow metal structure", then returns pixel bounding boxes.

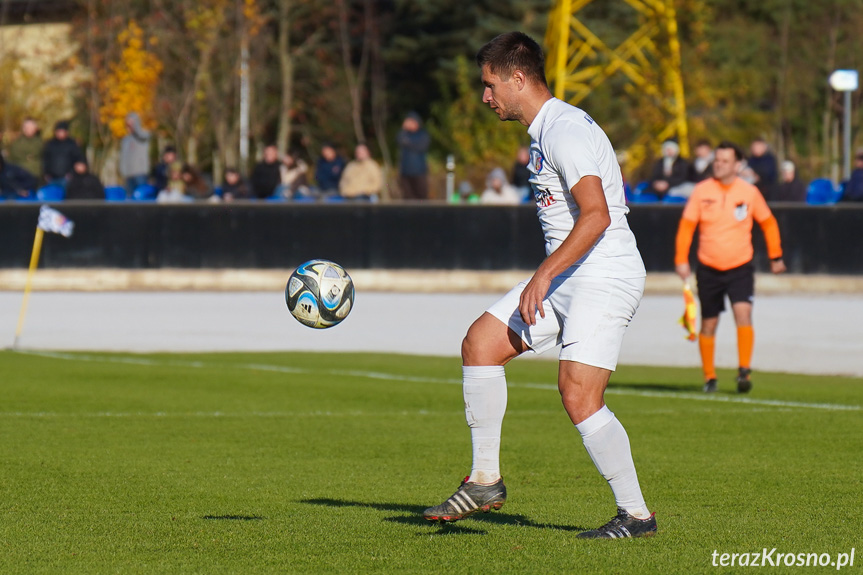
[545,0,689,167]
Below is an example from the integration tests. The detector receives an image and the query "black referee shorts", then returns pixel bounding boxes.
[695,261,755,319]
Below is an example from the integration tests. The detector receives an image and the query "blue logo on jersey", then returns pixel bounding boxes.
[534,155,543,173]
[584,113,594,124]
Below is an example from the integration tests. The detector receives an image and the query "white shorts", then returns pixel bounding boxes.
[486,274,645,371]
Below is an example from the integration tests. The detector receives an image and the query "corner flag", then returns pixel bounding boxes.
[13,206,75,348]
[37,205,75,237]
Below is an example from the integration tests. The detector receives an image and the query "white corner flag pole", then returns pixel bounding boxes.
[13,226,45,349]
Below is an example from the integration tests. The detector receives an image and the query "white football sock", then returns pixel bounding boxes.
[575,405,651,519]
[463,365,507,484]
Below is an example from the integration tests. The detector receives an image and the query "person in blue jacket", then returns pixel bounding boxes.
[397,112,430,200]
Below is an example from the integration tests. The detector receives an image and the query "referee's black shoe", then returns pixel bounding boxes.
[736,367,752,393]
[703,378,718,393]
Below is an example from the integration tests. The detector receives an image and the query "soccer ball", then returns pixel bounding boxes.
[285,259,355,329]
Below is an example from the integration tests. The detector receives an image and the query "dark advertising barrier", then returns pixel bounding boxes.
[1,202,861,274]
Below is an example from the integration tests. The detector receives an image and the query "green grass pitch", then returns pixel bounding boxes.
[0,349,860,574]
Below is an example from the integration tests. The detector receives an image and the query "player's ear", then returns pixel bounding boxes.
[512,70,527,90]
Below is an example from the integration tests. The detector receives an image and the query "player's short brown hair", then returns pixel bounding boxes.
[476,32,548,87]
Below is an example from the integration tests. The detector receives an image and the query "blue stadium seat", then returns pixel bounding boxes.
[105,186,128,201]
[806,178,841,205]
[626,181,658,204]
[662,195,687,204]
[36,184,65,202]
[628,192,659,204]
[324,195,345,203]
[132,184,157,201]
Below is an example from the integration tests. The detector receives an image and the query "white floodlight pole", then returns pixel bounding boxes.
[829,70,858,181]
[238,0,250,176]
[844,90,851,180]
[239,42,250,174]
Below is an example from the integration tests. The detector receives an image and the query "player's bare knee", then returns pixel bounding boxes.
[462,320,520,366]
[560,396,599,425]
[461,334,477,363]
[461,325,489,364]
[558,379,582,404]
[558,373,606,423]
[561,396,605,425]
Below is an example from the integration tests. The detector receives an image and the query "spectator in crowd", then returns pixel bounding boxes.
[747,137,778,197]
[151,146,177,192]
[339,143,383,201]
[120,112,151,195]
[738,158,757,184]
[251,144,282,199]
[314,143,346,196]
[279,151,310,199]
[0,155,39,199]
[480,166,522,205]
[397,112,430,200]
[220,167,251,202]
[647,139,691,198]
[448,180,480,204]
[6,118,43,179]
[688,139,714,183]
[512,145,532,200]
[42,120,83,184]
[65,160,105,200]
[771,160,807,202]
[844,153,863,202]
[156,161,188,203]
[181,163,212,200]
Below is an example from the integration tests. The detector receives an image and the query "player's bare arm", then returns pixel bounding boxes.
[519,175,611,325]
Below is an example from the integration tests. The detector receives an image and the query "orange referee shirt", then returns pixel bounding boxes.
[675,177,783,271]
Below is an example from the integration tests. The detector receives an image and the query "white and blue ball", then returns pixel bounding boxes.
[285,259,355,329]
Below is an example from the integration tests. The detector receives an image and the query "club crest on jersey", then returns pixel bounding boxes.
[734,202,749,221]
[534,154,543,173]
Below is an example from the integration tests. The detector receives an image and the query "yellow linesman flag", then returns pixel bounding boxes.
[680,283,697,341]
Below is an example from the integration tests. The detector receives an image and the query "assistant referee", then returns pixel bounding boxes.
[675,141,786,393]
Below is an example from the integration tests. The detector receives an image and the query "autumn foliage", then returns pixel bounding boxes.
[98,21,162,139]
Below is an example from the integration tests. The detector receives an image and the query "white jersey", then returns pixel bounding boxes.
[527,98,645,279]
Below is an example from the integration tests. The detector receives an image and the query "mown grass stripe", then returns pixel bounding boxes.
[16,350,861,412]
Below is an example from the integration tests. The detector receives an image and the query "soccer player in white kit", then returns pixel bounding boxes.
[423,32,656,539]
